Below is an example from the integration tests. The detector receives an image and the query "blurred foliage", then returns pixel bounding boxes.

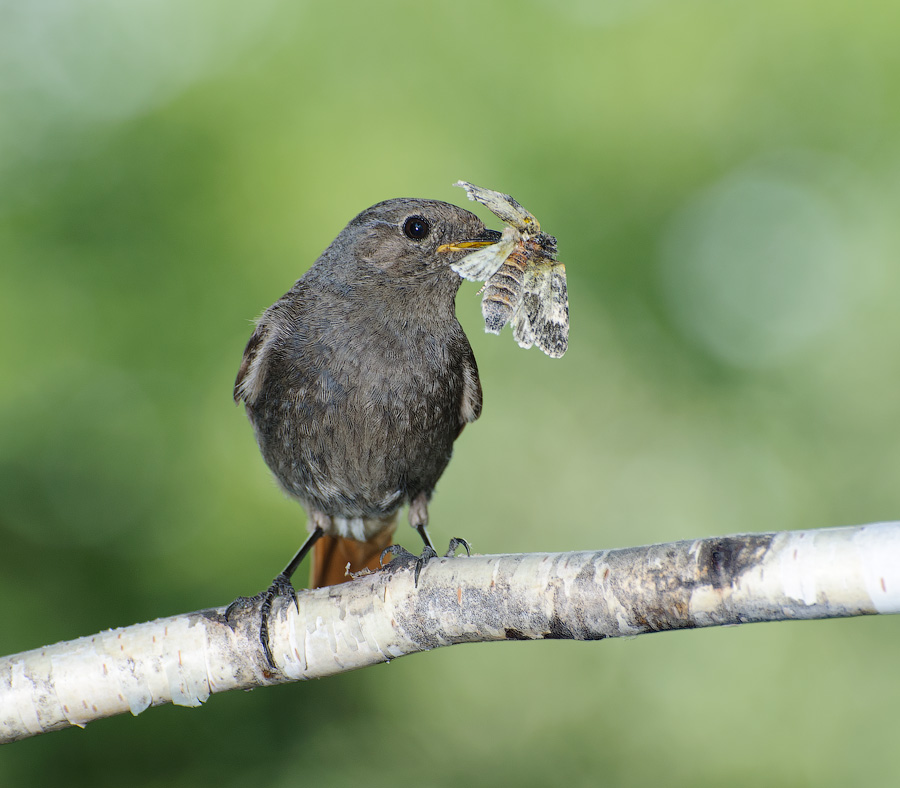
[2,0,900,785]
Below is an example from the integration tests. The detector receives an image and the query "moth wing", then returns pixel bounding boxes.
[454,181,540,234]
[521,260,569,358]
[510,298,535,350]
[451,227,517,282]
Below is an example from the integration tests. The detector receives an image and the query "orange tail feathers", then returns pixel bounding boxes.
[311,527,396,588]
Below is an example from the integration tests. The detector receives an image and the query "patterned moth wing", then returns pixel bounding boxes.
[454,181,539,232]
[514,258,568,358]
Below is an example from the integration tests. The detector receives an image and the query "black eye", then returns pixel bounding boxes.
[403,216,430,241]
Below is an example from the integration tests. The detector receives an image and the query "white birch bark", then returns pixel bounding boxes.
[2,522,898,744]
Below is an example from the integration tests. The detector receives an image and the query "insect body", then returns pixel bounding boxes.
[481,240,530,334]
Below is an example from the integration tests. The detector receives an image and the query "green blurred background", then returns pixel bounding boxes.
[2,0,899,784]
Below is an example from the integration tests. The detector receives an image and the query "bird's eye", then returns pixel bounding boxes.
[403,216,431,241]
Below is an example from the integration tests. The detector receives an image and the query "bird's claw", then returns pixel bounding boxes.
[380,544,435,585]
[380,538,470,585]
[445,537,471,558]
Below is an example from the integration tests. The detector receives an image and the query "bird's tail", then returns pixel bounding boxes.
[310,515,397,588]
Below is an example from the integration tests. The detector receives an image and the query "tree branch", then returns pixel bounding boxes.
[2,522,898,743]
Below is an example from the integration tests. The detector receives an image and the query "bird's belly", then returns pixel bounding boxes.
[249,380,459,519]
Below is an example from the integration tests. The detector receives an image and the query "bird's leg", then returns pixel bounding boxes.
[256,524,326,666]
[410,492,438,566]
[380,493,469,585]
[225,520,326,668]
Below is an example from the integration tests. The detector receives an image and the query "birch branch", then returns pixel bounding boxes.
[2,522,899,744]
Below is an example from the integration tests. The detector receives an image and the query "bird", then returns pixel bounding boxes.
[231,197,501,664]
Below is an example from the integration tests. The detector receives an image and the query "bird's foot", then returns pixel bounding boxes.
[380,543,436,586]
[445,537,471,558]
[380,538,470,585]
[224,573,298,669]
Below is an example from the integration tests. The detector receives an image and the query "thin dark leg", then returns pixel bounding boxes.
[281,526,325,580]
[415,523,435,552]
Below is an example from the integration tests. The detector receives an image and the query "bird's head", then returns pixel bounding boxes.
[328,198,502,288]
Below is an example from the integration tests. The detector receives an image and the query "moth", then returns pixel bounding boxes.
[446,181,569,358]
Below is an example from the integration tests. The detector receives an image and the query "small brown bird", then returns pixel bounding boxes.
[232,197,500,662]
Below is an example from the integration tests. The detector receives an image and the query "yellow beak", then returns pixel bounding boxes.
[436,240,497,253]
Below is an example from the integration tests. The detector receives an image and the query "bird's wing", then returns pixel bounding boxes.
[233,297,297,405]
[459,341,483,426]
[234,321,271,405]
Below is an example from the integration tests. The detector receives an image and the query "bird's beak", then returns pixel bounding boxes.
[437,228,503,254]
